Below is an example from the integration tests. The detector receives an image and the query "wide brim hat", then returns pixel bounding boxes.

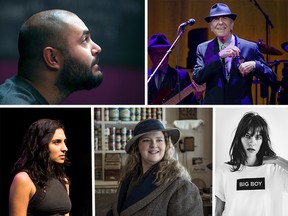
[205,3,237,23]
[148,33,171,50]
[125,119,181,154]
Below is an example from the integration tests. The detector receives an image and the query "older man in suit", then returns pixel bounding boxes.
[193,3,276,104]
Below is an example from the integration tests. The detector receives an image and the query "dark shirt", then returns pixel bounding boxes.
[0,76,48,104]
[148,65,200,104]
[27,178,71,216]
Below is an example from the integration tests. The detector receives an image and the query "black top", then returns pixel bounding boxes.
[27,178,71,216]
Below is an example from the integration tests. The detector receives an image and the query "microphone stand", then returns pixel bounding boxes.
[250,0,274,104]
[147,26,186,84]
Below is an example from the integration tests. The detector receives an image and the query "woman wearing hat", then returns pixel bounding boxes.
[106,119,203,216]
[192,3,276,104]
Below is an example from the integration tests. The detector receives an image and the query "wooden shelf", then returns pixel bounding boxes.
[94,107,165,186]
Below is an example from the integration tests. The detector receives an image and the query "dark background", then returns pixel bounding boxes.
[0,107,93,216]
[0,0,145,104]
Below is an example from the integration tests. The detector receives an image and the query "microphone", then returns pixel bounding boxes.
[179,18,196,28]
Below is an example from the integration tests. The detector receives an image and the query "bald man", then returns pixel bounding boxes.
[0,9,103,104]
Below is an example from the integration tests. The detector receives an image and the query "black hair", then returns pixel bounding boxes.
[12,118,70,189]
[226,112,276,171]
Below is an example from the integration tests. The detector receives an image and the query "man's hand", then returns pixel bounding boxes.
[238,61,256,77]
[192,82,206,101]
[219,45,240,58]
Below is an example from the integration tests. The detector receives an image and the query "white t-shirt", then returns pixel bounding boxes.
[215,163,288,216]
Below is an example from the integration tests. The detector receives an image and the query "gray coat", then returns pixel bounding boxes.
[110,177,204,216]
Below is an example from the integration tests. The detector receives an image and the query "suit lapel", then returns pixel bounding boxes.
[230,35,240,80]
[212,39,227,81]
[120,178,177,216]
[117,166,158,213]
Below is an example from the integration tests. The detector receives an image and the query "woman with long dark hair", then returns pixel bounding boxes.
[9,119,71,216]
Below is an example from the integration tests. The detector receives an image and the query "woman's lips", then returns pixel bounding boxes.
[247,148,255,152]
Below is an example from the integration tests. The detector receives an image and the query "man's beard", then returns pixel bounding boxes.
[56,55,103,94]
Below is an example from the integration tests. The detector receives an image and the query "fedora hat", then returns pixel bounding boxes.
[205,3,237,23]
[125,119,180,154]
[148,33,171,50]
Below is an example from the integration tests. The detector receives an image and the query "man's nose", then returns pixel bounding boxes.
[91,41,101,56]
[218,17,224,24]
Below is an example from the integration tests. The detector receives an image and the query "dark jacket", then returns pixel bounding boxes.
[192,34,276,104]
[0,76,48,104]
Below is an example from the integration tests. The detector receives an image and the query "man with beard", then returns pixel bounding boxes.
[0,9,103,104]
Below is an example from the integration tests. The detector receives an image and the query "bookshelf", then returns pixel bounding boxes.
[94,107,165,193]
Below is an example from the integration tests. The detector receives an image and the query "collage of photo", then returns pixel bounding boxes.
[0,0,288,216]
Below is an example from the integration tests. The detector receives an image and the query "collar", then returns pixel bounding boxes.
[152,65,168,75]
[218,34,235,49]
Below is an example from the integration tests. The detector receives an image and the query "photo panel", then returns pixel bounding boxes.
[0,0,145,105]
[0,107,93,216]
[148,0,288,105]
[214,106,288,215]
[94,107,212,215]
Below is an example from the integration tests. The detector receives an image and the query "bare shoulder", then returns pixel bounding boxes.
[11,171,35,193]
[12,172,32,184]
[9,172,35,215]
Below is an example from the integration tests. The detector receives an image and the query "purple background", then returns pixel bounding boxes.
[0,61,145,105]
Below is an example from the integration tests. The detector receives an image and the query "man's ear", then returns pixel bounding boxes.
[43,47,63,70]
